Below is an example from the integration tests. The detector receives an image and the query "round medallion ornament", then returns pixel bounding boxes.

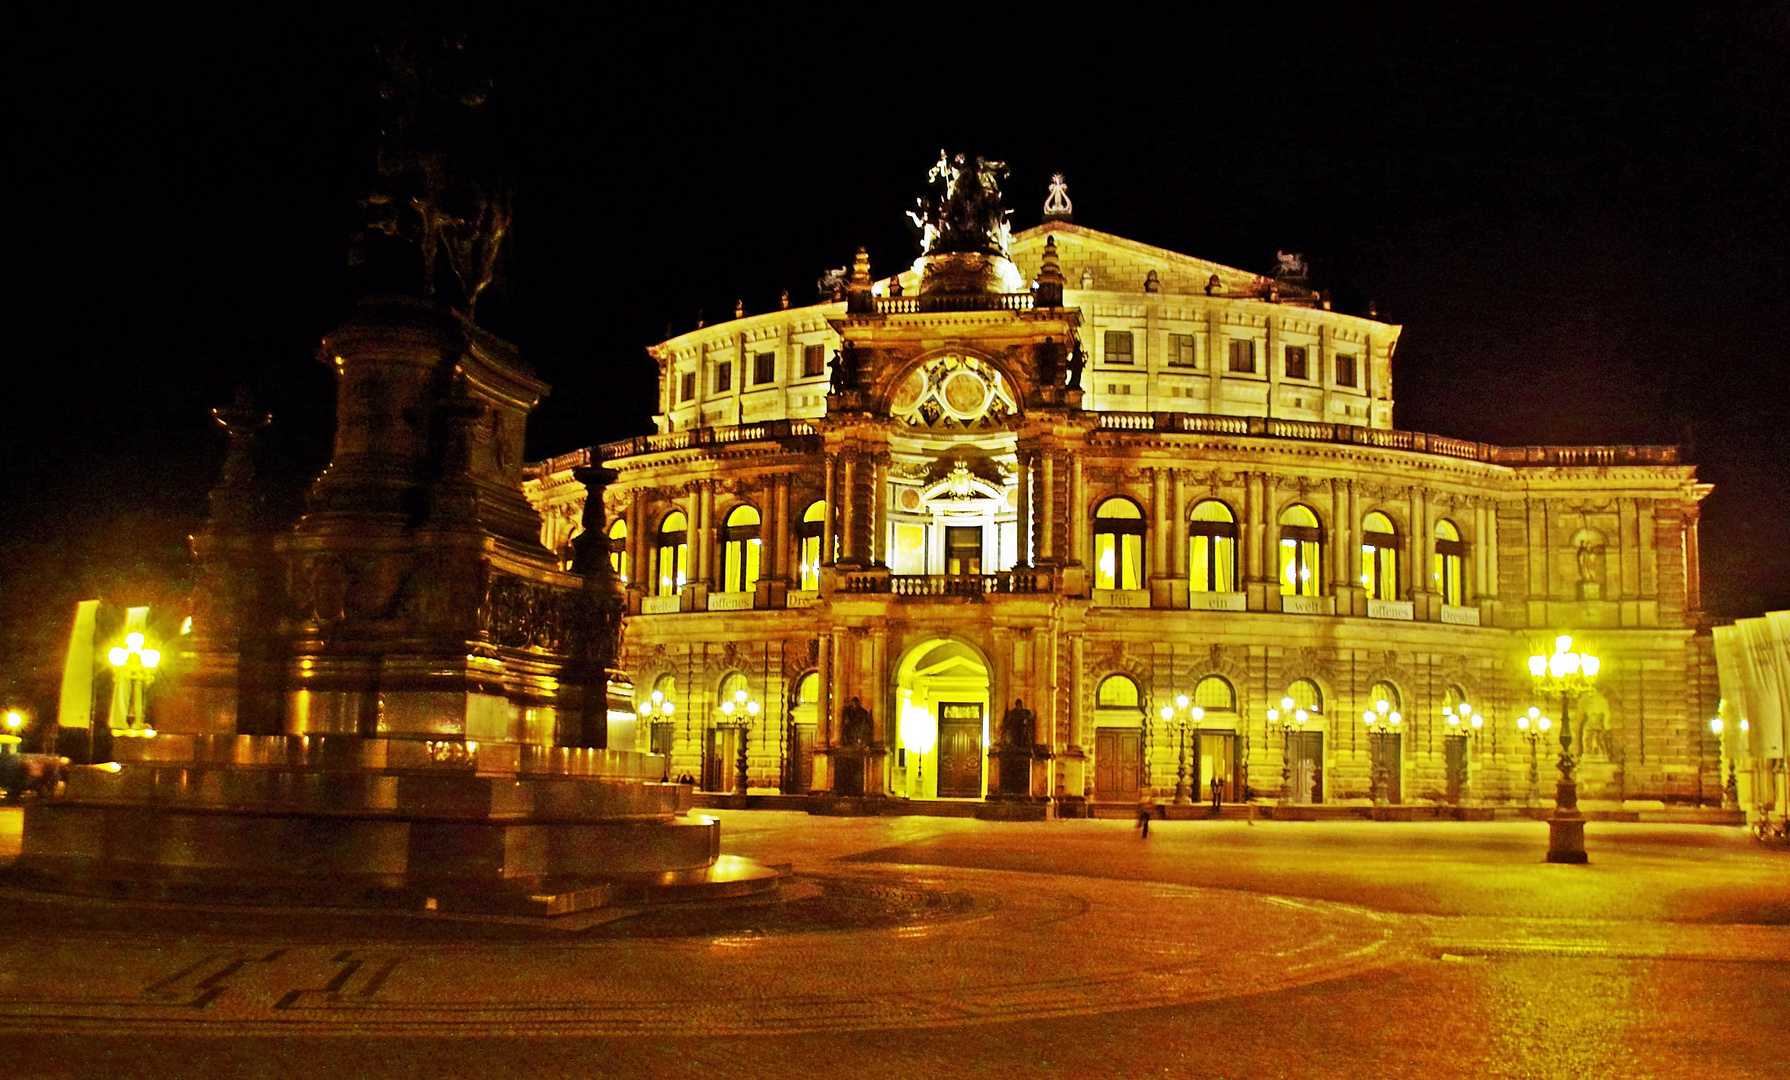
[890,369,926,415]
[898,487,924,512]
[940,370,991,419]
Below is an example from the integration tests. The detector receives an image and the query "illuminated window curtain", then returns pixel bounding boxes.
[1094,498,1147,590]
[1188,500,1238,593]
[1433,519,1465,606]
[1277,504,1323,597]
[797,501,825,590]
[656,511,688,596]
[607,518,629,584]
[722,505,762,593]
[1359,511,1399,601]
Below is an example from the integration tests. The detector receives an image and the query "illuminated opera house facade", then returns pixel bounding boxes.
[527,163,1718,815]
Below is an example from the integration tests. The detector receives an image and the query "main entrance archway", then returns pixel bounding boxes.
[894,638,990,799]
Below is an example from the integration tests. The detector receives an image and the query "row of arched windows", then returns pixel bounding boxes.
[611,502,831,596]
[1093,673,1421,720]
[1091,498,1468,605]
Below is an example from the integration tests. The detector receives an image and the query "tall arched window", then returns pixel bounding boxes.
[722,505,762,593]
[1433,519,1465,606]
[1278,504,1323,597]
[1097,675,1141,710]
[1360,511,1399,601]
[655,511,688,596]
[1188,500,1238,593]
[797,501,825,591]
[1282,679,1323,715]
[608,518,629,585]
[1366,681,1402,721]
[1094,497,1146,590]
[1194,675,1236,712]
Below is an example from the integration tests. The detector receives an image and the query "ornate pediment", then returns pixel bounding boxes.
[889,354,1018,431]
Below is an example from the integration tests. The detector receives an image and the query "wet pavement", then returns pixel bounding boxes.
[0,808,1784,1078]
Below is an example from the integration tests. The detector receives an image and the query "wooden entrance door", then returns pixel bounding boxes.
[1370,732,1403,803]
[705,727,737,792]
[1444,734,1466,803]
[1198,733,1238,802]
[788,723,815,793]
[936,702,984,797]
[1287,731,1324,804]
[1095,728,1142,801]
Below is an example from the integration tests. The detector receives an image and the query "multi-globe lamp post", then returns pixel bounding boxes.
[1527,634,1600,864]
[637,690,676,780]
[1268,696,1311,806]
[1710,716,1740,810]
[717,687,761,796]
[899,705,938,799]
[1157,695,1204,805]
[1361,697,1402,807]
[108,632,161,736]
[1515,707,1553,807]
[1442,701,1484,805]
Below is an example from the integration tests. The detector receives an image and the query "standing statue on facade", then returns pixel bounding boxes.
[840,697,873,746]
[1000,698,1035,748]
[1065,335,1086,390]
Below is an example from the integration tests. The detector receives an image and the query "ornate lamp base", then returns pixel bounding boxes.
[1546,778,1589,864]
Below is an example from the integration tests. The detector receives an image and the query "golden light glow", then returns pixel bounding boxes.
[108,646,129,667]
[126,632,145,651]
[140,649,161,669]
[3,711,21,730]
[1710,717,1724,734]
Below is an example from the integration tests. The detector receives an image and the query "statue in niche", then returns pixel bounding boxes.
[1065,335,1086,390]
[1574,533,1605,600]
[1000,699,1036,748]
[908,151,1013,257]
[840,697,872,747]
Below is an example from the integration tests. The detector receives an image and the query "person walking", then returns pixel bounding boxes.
[1210,773,1223,814]
[1136,792,1153,838]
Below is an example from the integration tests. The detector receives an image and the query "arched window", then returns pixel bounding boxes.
[1433,519,1465,606]
[1194,675,1236,712]
[1441,685,1480,731]
[1097,675,1141,709]
[1278,504,1323,597]
[1188,500,1238,593]
[1360,511,1398,601]
[716,672,751,717]
[722,505,762,593]
[655,511,688,596]
[1094,497,1146,590]
[607,518,629,585]
[1282,679,1323,715]
[1364,681,1403,723]
[797,672,820,705]
[797,501,826,591]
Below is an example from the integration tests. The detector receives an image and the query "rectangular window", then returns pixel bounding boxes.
[1335,353,1357,387]
[1227,338,1256,373]
[680,372,696,402]
[944,525,983,575]
[802,344,826,378]
[1168,333,1197,368]
[1104,330,1134,365]
[714,361,732,394]
[891,522,928,575]
[753,352,775,385]
[1284,345,1309,380]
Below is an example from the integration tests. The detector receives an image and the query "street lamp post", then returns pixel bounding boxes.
[108,632,162,737]
[718,688,760,796]
[0,710,23,755]
[1270,696,1311,807]
[1711,717,1739,810]
[1361,698,1403,808]
[1516,707,1552,808]
[1442,702,1484,807]
[1158,695,1204,806]
[1527,634,1600,864]
[638,691,676,781]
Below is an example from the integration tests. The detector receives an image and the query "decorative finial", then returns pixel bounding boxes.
[779,289,790,310]
[1367,300,1379,319]
[1321,289,1332,311]
[1036,235,1064,307]
[734,300,745,319]
[846,247,874,314]
[1206,274,1221,296]
[1144,269,1160,294]
[696,309,705,329]
[1043,173,1073,223]
[1079,267,1094,290]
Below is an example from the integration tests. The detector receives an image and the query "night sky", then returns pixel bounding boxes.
[6,8,1787,709]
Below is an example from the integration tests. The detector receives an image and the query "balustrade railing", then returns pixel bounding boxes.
[840,570,1055,598]
[872,292,1035,315]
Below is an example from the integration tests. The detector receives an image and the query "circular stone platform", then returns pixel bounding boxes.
[0,865,1413,1037]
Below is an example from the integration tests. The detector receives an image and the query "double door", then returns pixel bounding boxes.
[937,702,984,797]
[1286,731,1324,804]
[1369,732,1403,804]
[705,726,738,792]
[1199,733,1239,802]
[1095,727,1142,801]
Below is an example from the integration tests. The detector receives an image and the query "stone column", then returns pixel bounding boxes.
[1171,469,1188,578]
[698,479,716,586]
[1023,449,1038,569]
[1069,452,1086,566]
[1039,452,1057,563]
[773,474,791,582]
[822,455,837,567]
[1407,485,1423,603]
[871,454,889,567]
[1684,507,1702,614]
[839,452,857,564]
[1151,467,1168,580]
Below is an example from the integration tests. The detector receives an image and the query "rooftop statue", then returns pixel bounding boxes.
[909,151,1014,259]
[349,26,511,321]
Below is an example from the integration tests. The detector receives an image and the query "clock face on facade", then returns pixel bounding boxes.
[890,354,1016,430]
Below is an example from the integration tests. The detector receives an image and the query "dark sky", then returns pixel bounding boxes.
[5,7,1787,704]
